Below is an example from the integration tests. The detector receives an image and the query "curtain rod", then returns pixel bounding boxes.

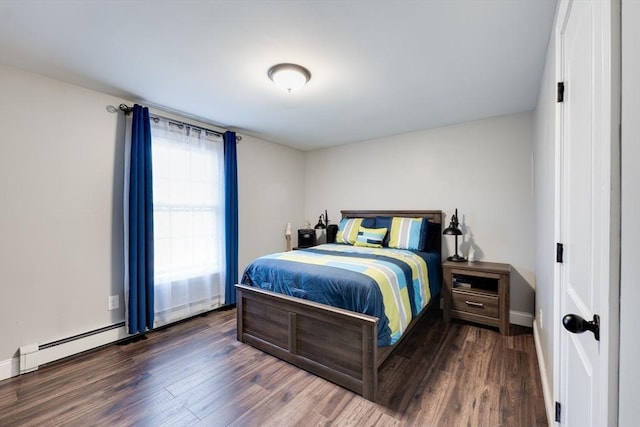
[118,104,242,142]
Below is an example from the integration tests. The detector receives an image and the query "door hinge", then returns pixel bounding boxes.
[555,401,561,422]
[556,242,564,263]
[557,81,565,103]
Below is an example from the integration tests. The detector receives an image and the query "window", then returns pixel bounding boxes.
[150,118,225,325]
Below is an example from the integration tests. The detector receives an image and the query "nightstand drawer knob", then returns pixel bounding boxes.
[465,300,484,308]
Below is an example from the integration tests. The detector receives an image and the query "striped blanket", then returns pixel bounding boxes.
[241,244,432,346]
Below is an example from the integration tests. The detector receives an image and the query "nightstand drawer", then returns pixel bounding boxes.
[451,291,499,318]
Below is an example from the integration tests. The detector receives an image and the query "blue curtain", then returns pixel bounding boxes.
[128,104,154,333]
[224,131,238,305]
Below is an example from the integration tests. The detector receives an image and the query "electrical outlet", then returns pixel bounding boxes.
[538,308,543,329]
[108,295,119,311]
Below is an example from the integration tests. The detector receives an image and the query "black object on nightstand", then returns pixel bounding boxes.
[297,229,315,248]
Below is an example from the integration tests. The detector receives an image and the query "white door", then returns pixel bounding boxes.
[558,0,619,426]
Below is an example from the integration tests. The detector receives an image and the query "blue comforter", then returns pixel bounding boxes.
[241,244,441,346]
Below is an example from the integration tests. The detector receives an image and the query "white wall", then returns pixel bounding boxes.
[0,64,127,365]
[619,1,640,423]
[305,112,536,316]
[533,7,557,409]
[0,64,305,368]
[237,135,305,273]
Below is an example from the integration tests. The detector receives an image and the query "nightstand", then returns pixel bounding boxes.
[442,261,511,335]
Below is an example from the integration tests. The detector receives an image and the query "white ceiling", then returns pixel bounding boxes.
[0,0,557,151]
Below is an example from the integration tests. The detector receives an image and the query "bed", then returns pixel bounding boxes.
[235,210,442,401]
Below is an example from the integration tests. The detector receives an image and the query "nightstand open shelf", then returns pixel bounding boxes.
[443,261,511,335]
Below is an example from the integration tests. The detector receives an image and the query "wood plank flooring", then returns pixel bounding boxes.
[0,308,548,426]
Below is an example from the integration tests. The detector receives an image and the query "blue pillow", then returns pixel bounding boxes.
[361,217,376,228]
[374,216,393,246]
[424,220,440,251]
[418,218,430,251]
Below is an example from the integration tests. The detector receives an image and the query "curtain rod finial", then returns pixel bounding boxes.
[119,104,133,115]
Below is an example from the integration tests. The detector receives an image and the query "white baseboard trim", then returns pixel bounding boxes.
[0,325,129,382]
[534,319,556,425]
[0,357,20,381]
[510,309,534,327]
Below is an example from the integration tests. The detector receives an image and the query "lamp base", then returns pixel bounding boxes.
[447,254,467,262]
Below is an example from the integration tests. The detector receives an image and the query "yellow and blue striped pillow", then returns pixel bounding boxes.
[336,218,363,245]
[388,217,422,250]
[354,227,387,248]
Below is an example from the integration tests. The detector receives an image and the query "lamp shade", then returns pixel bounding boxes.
[443,208,462,235]
[268,63,311,92]
[442,225,462,235]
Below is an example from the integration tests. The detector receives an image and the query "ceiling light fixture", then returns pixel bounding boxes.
[268,63,311,92]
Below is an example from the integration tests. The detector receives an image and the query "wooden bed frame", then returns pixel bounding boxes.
[236,210,442,401]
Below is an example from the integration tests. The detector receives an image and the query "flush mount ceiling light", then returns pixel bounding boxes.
[268,63,311,92]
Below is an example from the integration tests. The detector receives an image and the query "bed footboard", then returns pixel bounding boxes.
[235,284,379,400]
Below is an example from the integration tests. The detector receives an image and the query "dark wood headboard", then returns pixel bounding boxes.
[341,210,442,252]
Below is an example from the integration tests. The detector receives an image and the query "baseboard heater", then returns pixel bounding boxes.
[19,322,126,374]
[17,303,236,375]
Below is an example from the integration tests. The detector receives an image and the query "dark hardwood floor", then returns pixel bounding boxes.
[0,308,548,426]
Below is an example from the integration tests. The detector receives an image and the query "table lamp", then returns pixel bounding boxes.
[443,208,466,262]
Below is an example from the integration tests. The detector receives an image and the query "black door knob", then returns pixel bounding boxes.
[562,313,600,341]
